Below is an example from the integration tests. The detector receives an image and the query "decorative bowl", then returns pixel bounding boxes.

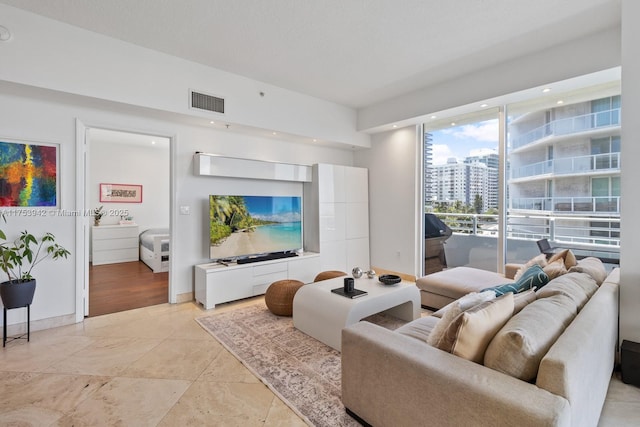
[378,274,401,285]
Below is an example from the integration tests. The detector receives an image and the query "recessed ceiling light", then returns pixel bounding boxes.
[480,103,488,108]
[451,122,456,126]
[272,132,277,135]
[392,125,398,128]
[557,100,564,105]
[542,88,552,93]
[312,139,317,142]
[431,115,437,119]
[209,121,215,124]
[151,140,156,145]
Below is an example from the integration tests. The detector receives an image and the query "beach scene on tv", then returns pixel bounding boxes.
[209,195,302,260]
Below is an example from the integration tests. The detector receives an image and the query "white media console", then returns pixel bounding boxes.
[194,252,320,309]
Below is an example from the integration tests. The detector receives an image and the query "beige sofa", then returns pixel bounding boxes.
[342,266,619,427]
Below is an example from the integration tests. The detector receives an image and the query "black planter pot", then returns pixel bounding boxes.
[0,279,36,309]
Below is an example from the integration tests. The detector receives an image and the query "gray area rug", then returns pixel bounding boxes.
[196,302,406,427]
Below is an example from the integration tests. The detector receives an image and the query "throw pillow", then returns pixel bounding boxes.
[548,249,578,270]
[435,293,514,364]
[514,254,548,281]
[484,293,577,381]
[543,258,567,280]
[426,290,496,346]
[481,265,549,296]
[568,257,607,285]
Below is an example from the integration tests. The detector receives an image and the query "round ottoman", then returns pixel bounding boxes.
[265,279,304,316]
[313,270,347,282]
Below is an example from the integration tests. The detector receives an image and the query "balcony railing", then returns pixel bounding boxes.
[432,212,620,263]
[511,152,620,179]
[511,108,620,149]
[509,196,620,213]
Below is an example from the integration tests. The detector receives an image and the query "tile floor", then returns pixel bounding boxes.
[1,297,639,426]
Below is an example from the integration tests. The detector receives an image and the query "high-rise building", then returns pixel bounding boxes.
[431,158,490,212]
[508,93,621,245]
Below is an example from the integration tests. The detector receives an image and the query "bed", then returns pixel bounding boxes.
[139,228,170,273]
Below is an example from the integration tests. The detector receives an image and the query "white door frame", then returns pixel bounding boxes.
[74,119,177,321]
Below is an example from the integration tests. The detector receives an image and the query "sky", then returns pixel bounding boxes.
[428,118,499,165]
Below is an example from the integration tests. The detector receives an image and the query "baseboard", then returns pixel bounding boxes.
[175,291,194,304]
[2,311,76,335]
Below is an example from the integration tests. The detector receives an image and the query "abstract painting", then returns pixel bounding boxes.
[0,140,59,207]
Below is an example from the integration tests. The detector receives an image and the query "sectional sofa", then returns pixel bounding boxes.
[341,259,619,427]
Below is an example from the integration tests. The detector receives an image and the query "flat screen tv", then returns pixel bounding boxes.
[209,195,302,261]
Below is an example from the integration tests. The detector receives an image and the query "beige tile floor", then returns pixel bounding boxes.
[1,297,639,426]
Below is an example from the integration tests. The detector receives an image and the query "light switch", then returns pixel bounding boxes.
[180,205,190,215]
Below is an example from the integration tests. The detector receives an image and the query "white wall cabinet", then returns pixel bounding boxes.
[305,164,370,273]
[194,252,320,309]
[91,224,139,265]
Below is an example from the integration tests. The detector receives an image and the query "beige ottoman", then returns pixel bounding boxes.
[265,279,305,316]
[416,267,512,309]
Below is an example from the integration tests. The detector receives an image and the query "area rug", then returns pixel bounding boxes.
[196,302,407,426]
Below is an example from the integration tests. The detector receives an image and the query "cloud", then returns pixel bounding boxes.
[469,147,498,157]
[451,120,499,143]
[431,144,455,165]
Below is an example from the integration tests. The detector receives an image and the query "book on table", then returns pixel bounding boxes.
[331,287,368,299]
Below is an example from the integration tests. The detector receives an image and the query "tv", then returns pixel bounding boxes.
[209,195,303,261]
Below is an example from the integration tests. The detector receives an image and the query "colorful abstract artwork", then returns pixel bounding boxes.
[0,140,58,207]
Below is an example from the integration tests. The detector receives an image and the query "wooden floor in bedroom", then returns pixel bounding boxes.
[89,261,169,317]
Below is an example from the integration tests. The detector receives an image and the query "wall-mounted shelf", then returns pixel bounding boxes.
[194,153,312,182]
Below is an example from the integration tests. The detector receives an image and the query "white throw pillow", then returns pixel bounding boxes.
[427,291,496,346]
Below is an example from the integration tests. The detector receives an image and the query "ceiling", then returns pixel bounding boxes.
[0,0,621,110]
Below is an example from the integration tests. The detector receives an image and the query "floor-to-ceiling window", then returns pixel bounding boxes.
[422,71,621,276]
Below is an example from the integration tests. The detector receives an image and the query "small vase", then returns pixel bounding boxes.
[94,219,100,226]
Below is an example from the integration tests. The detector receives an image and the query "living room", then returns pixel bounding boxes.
[1,0,639,425]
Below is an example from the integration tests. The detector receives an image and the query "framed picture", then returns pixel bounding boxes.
[0,139,60,208]
[100,183,143,203]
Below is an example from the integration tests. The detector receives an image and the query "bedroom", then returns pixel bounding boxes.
[87,128,170,316]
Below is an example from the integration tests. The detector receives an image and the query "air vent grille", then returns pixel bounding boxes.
[191,91,224,114]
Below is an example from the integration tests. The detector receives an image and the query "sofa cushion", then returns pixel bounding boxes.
[548,249,578,270]
[416,267,512,300]
[436,293,514,364]
[568,257,607,285]
[513,289,536,314]
[484,293,577,382]
[396,315,439,343]
[543,259,568,280]
[481,265,549,296]
[427,291,496,345]
[536,272,598,311]
[514,254,548,280]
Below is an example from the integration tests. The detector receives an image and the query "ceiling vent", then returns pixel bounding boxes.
[190,90,224,114]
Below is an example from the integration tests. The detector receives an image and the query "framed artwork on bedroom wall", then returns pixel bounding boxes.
[100,183,143,203]
[0,139,60,208]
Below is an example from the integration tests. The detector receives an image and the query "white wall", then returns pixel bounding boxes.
[0,82,354,328]
[89,138,170,230]
[0,4,369,149]
[619,0,640,344]
[354,126,421,276]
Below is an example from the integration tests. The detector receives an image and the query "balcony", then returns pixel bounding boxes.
[510,196,620,213]
[511,108,620,150]
[430,212,620,272]
[511,152,620,179]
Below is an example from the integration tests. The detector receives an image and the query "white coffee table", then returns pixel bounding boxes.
[292,276,420,351]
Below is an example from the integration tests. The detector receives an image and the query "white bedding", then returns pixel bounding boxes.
[139,228,169,273]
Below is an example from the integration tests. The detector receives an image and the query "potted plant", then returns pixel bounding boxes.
[93,206,104,226]
[0,223,70,309]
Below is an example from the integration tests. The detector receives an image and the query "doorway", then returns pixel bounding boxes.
[85,128,171,317]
